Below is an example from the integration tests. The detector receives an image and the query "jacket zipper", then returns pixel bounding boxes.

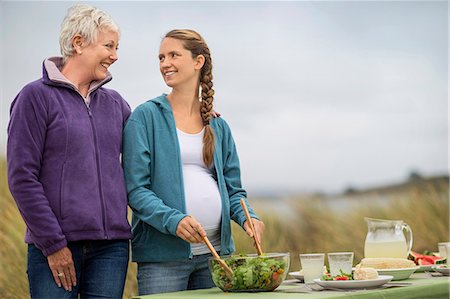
[50,80,109,239]
[86,104,108,239]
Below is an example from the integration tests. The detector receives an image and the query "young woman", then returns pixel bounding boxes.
[123,29,264,295]
[7,4,131,298]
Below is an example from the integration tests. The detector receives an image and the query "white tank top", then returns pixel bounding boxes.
[177,128,222,255]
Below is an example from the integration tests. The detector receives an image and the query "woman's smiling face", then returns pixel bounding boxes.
[81,29,119,82]
[159,37,202,88]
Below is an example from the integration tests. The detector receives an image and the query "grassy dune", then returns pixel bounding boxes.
[1,157,448,298]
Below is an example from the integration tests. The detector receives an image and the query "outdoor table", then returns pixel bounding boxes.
[134,273,449,299]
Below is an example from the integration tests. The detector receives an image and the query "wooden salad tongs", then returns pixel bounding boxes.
[240,198,263,256]
[203,235,233,279]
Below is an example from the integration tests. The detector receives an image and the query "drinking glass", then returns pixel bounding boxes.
[328,252,354,276]
[438,242,450,258]
[299,253,325,283]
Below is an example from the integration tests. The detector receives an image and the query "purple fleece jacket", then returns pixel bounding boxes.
[7,57,132,256]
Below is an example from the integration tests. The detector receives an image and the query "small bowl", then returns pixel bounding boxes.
[376,266,419,280]
[208,253,290,292]
[432,265,450,275]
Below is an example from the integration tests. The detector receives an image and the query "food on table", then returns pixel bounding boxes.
[321,267,379,281]
[321,269,353,281]
[333,275,350,281]
[409,251,446,266]
[209,253,289,292]
[434,265,449,269]
[353,267,379,280]
[358,257,416,269]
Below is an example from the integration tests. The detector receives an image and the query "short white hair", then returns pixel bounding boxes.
[59,4,120,62]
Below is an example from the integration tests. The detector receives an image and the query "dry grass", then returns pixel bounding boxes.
[0,159,27,299]
[1,157,448,298]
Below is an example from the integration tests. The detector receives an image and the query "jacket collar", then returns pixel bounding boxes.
[42,57,112,94]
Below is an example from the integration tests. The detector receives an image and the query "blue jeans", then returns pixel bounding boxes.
[27,240,129,299]
[137,253,215,295]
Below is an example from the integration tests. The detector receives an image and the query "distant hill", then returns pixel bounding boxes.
[248,174,449,200]
[343,175,449,198]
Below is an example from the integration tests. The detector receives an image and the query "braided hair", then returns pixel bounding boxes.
[164,29,215,167]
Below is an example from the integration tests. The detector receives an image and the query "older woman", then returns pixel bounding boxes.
[7,4,131,298]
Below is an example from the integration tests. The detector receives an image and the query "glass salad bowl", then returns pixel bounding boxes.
[208,253,290,292]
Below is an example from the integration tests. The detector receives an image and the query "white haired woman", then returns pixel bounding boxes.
[7,4,131,298]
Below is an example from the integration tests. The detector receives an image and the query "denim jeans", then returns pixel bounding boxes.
[137,253,215,295]
[27,240,129,299]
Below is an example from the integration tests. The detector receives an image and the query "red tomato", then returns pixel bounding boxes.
[333,276,349,281]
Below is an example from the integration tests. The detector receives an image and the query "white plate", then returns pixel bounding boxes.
[288,271,304,281]
[432,265,450,275]
[416,264,433,272]
[314,275,393,289]
[376,267,419,280]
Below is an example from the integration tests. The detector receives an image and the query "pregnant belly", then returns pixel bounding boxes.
[183,165,222,228]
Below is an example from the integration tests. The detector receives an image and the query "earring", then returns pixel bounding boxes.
[198,86,202,102]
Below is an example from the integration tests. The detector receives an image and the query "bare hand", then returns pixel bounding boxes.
[243,218,265,248]
[176,216,206,243]
[47,246,76,291]
[211,110,221,118]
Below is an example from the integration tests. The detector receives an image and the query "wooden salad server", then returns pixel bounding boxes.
[240,198,263,256]
[203,235,233,279]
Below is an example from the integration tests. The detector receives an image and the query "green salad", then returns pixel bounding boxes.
[210,253,288,292]
[321,269,353,281]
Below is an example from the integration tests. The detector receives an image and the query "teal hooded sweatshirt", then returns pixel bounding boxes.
[123,94,258,262]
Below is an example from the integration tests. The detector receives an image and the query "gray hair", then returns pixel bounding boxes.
[59,4,120,62]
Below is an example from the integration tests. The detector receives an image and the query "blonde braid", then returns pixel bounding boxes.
[200,79,214,126]
[164,29,216,166]
[200,54,215,166]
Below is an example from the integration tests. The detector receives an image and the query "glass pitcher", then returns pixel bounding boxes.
[364,217,413,258]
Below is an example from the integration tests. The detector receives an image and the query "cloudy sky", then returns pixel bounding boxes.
[1,1,448,194]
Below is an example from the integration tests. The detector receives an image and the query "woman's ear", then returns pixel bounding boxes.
[194,55,205,70]
[72,34,85,54]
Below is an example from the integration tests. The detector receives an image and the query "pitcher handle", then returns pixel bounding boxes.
[403,223,413,256]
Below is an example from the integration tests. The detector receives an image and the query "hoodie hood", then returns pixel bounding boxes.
[150,94,174,112]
